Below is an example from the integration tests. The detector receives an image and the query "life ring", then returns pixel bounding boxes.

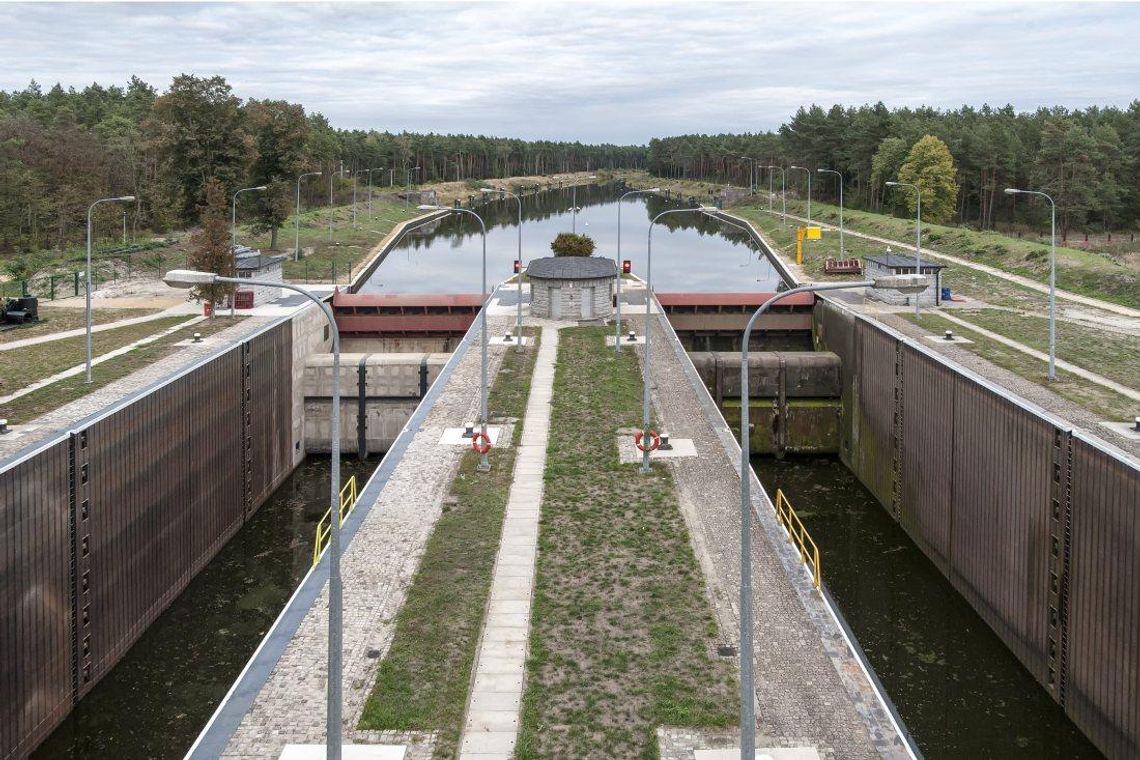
[634,429,661,453]
[471,431,492,455]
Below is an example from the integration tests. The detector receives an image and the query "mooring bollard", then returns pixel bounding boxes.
[944,330,954,341]
[504,332,513,342]
[627,331,637,342]
[658,431,673,451]
[463,422,475,438]
[192,332,203,343]
[0,419,9,435]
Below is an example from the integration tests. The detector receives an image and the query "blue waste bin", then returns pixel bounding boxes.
[941,287,951,303]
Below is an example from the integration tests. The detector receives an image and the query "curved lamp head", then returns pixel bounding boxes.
[645,187,661,193]
[885,181,900,187]
[164,269,218,288]
[873,273,929,294]
[116,195,136,202]
[1004,188,1021,195]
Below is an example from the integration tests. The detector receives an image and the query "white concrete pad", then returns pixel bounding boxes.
[461,731,518,754]
[438,425,504,446]
[489,335,529,347]
[605,335,646,346]
[616,436,698,464]
[695,749,820,760]
[921,333,974,345]
[279,745,406,760]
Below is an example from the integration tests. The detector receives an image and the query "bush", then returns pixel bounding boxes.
[550,233,596,257]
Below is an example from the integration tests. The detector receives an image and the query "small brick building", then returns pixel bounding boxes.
[527,256,618,320]
[233,251,286,306]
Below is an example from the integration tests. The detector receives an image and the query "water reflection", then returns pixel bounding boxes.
[753,456,1103,760]
[35,456,378,760]
[358,183,784,294]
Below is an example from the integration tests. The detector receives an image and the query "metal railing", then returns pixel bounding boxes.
[774,488,821,590]
[312,475,359,568]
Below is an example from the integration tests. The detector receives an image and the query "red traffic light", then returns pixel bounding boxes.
[622,259,632,274]
[513,259,522,274]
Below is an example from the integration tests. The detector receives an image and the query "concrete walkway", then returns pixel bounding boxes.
[925,310,1140,401]
[750,207,1140,318]
[458,325,557,759]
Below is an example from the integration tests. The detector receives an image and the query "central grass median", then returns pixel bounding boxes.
[517,327,736,760]
[358,329,538,758]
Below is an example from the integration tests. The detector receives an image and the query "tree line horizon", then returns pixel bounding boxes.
[1,74,1137,257]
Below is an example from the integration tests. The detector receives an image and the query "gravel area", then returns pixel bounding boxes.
[634,312,912,759]
[219,316,515,760]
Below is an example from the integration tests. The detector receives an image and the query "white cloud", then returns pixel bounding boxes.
[0,1,1136,143]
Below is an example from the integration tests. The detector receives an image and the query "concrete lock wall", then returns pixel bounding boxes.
[531,277,614,320]
[813,296,1140,759]
[303,352,449,454]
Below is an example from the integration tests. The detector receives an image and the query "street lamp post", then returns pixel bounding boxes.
[764,166,774,211]
[163,270,344,759]
[818,169,844,258]
[419,205,492,471]
[328,169,335,241]
[615,187,660,352]
[480,187,525,351]
[368,167,383,218]
[740,156,757,195]
[296,171,323,262]
[404,165,421,212]
[885,181,923,316]
[735,274,929,760]
[85,195,135,383]
[767,165,786,224]
[640,206,718,473]
[1005,187,1058,380]
[231,185,267,253]
[789,165,811,223]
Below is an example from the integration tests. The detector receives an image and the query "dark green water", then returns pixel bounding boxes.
[753,456,1103,760]
[34,456,378,760]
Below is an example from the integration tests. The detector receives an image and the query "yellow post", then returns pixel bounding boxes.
[795,226,805,265]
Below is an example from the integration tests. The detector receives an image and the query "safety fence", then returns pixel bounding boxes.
[311,475,360,568]
[774,489,822,590]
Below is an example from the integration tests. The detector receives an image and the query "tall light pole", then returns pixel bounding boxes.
[296,171,322,262]
[85,194,135,383]
[735,274,929,760]
[163,270,345,760]
[368,167,383,218]
[818,168,844,257]
[789,165,811,223]
[231,185,267,254]
[404,165,420,212]
[1005,187,1058,380]
[767,165,786,224]
[614,186,660,353]
[740,156,757,195]
[328,169,335,241]
[886,181,923,316]
[640,206,717,473]
[480,187,525,350]
[419,205,492,470]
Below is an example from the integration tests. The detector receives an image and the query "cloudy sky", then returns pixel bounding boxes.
[2,2,1137,144]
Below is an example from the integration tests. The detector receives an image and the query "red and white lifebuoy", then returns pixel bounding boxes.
[634,429,661,453]
[471,431,492,455]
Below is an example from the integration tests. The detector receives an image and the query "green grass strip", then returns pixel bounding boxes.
[358,330,539,758]
[517,327,736,760]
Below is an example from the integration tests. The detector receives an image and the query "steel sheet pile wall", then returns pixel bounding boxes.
[0,442,71,759]
[0,320,294,760]
[814,297,1140,758]
[1067,438,1140,758]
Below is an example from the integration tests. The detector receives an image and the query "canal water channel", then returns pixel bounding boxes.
[36,185,1104,758]
[35,456,378,759]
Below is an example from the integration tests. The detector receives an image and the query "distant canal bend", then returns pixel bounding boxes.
[34,456,378,759]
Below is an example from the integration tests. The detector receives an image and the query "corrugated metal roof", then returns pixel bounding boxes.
[526,256,618,280]
[864,254,945,270]
[234,254,287,270]
[656,292,816,307]
[332,292,484,307]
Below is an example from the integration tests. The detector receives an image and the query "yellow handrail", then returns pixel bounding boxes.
[312,475,359,568]
[774,488,821,590]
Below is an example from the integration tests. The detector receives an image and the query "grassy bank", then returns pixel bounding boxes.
[517,327,736,760]
[358,330,538,758]
[1,316,241,423]
[0,305,162,344]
